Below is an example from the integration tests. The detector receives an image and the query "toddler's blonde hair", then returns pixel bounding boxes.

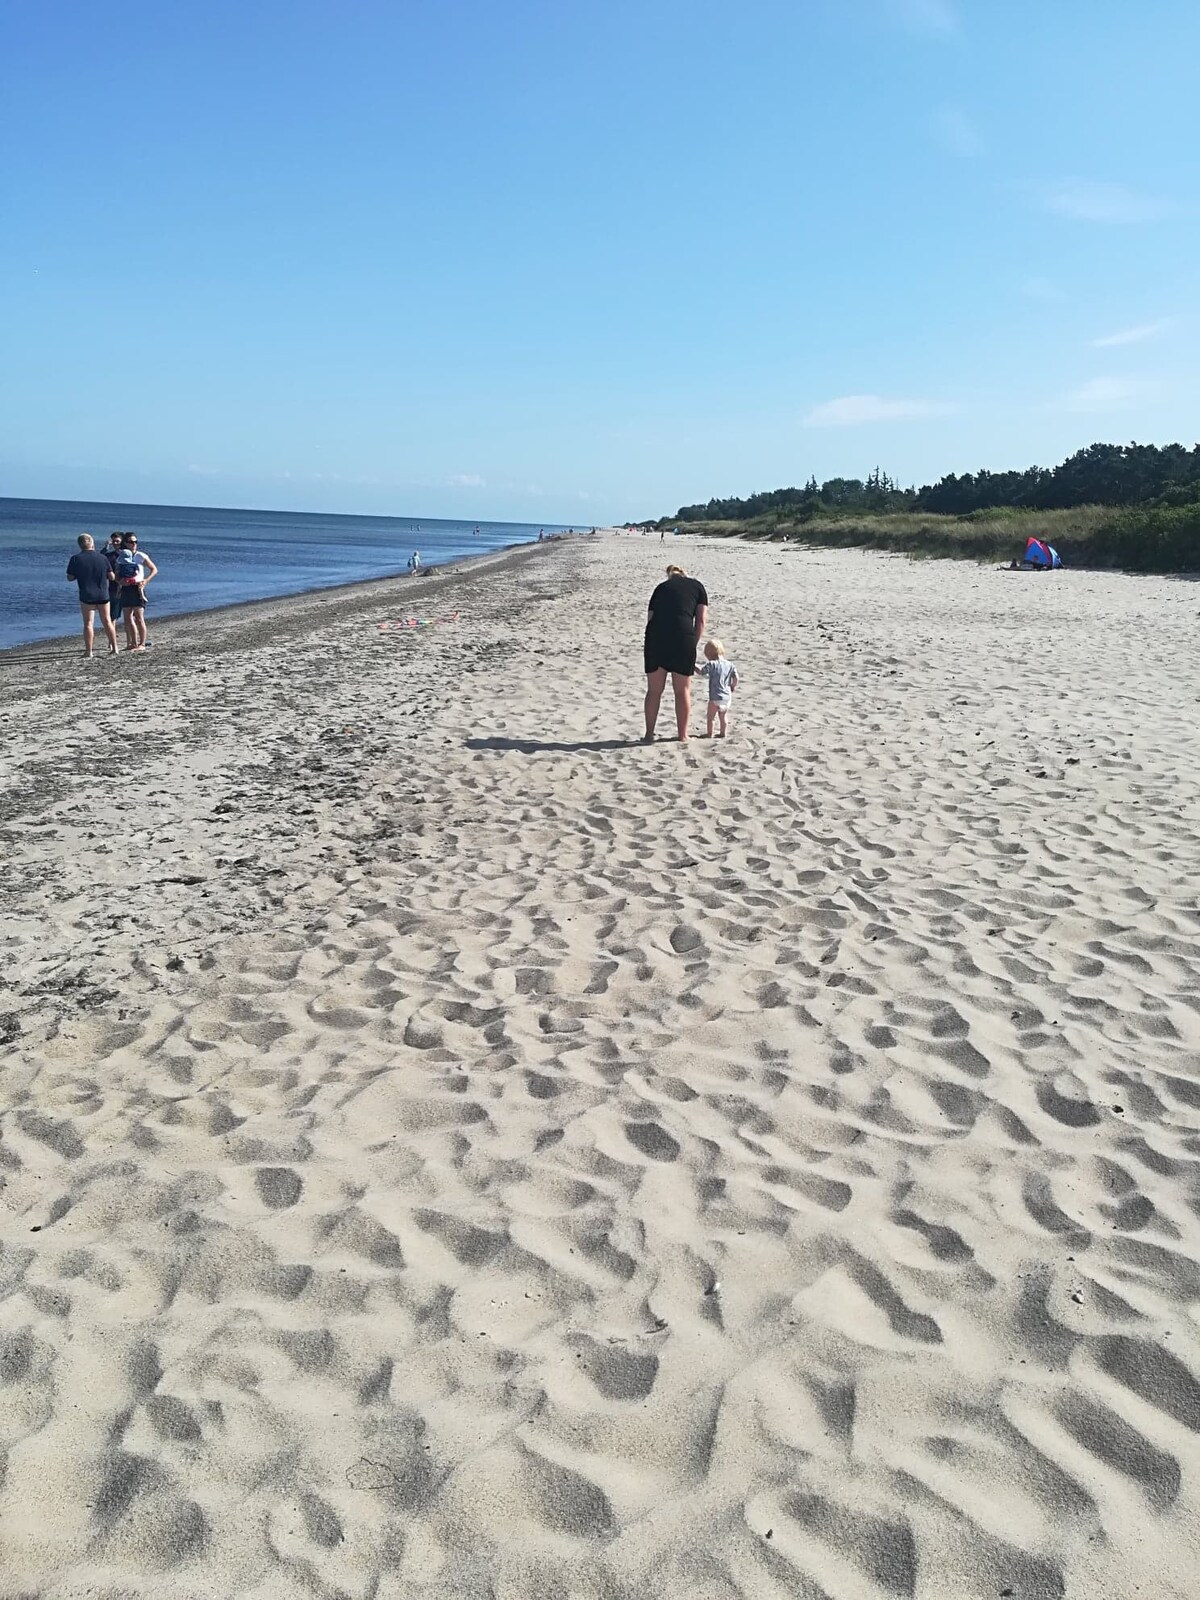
[704,638,725,658]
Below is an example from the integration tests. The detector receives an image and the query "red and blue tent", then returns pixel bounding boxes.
[1023,536,1062,569]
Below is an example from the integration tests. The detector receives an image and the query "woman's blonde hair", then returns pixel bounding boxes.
[665,563,687,576]
[705,637,725,657]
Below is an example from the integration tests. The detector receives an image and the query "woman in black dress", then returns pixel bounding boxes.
[643,564,708,742]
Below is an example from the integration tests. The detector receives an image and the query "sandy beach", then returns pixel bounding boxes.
[2,532,1199,1598]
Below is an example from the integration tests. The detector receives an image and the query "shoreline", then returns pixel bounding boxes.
[0,533,582,665]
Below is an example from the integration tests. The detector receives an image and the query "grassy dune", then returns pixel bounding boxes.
[667,503,1200,572]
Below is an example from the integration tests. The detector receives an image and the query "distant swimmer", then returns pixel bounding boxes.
[66,534,119,658]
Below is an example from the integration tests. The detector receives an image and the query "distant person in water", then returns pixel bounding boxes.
[643,563,708,743]
[113,533,157,652]
[66,534,119,658]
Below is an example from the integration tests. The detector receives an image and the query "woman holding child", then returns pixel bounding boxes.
[643,563,708,742]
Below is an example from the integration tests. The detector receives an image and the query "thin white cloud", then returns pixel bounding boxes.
[1091,319,1170,348]
[886,0,959,34]
[1043,180,1173,225]
[448,472,486,488]
[1062,376,1151,412]
[804,394,956,427]
[931,105,980,157]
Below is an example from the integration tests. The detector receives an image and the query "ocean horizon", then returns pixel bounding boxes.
[0,496,573,649]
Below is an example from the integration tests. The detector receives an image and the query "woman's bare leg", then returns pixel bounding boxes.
[671,673,692,741]
[644,669,667,740]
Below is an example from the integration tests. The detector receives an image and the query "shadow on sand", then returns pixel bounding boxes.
[0,650,94,665]
[466,736,646,754]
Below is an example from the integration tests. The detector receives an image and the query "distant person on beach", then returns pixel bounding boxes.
[643,563,708,743]
[66,535,119,658]
[408,550,421,574]
[114,533,157,652]
[696,638,738,738]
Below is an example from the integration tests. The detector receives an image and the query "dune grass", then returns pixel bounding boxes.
[665,504,1200,572]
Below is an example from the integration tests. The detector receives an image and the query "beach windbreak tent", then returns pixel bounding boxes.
[1023,536,1062,568]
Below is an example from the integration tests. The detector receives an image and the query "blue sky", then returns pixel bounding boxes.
[3,0,1197,523]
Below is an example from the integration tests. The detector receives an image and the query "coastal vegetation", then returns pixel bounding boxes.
[655,443,1200,571]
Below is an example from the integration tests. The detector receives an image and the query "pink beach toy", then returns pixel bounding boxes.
[378,612,460,631]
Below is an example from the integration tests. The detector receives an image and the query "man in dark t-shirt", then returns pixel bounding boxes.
[66,534,119,657]
[643,564,709,741]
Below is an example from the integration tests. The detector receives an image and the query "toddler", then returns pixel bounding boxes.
[696,638,738,737]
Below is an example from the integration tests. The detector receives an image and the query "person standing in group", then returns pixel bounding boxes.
[643,563,708,743]
[114,533,158,651]
[66,534,120,658]
[102,531,126,624]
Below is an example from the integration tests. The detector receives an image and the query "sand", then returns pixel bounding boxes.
[1,532,1199,1598]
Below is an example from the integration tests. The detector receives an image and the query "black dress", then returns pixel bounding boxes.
[644,575,708,676]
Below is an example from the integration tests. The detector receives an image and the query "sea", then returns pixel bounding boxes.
[0,497,570,650]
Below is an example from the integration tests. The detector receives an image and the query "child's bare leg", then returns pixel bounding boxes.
[718,707,729,737]
[705,703,717,738]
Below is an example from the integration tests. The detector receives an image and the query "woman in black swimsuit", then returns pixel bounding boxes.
[643,564,708,742]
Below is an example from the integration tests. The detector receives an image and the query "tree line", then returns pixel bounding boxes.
[671,442,1200,521]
